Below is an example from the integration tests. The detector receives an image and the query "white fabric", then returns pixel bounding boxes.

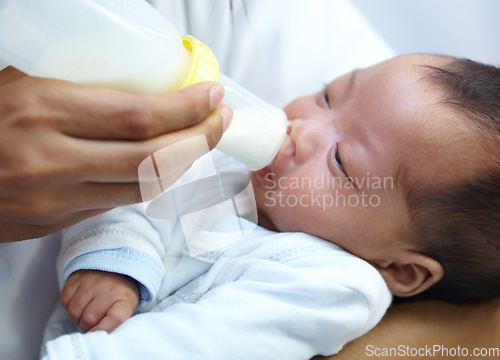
[46,232,391,360]
[43,150,391,360]
[0,1,394,360]
[152,0,394,108]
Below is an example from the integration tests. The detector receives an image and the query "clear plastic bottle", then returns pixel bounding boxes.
[0,0,286,170]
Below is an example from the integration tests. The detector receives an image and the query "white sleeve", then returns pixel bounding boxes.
[57,205,166,306]
[155,0,394,107]
[46,245,391,360]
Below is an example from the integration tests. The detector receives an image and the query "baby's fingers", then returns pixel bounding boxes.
[63,290,94,327]
[89,300,136,333]
[79,297,110,332]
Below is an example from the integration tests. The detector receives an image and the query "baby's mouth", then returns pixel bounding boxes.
[254,121,294,185]
[276,124,296,160]
[254,165,273,184]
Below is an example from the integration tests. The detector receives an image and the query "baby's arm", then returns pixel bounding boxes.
[60,270,140,333]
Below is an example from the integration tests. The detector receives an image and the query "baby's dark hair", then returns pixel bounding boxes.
[401,57,500,303]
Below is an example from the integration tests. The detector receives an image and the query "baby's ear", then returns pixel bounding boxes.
[372,251,443,298]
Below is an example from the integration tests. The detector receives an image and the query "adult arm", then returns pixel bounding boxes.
[315,298,500,360]
[0,67,230,242]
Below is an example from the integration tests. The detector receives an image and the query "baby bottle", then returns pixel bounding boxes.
[0,0,286,170]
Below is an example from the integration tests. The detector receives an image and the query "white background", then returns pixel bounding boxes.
[351,0,500,65]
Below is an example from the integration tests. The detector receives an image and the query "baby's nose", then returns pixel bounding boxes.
[291,118,334,162]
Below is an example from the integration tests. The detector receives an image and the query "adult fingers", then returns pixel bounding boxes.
[44,80,227,140]
[56,183,142,211]
[66,105,231,183]
[0,209,108,243]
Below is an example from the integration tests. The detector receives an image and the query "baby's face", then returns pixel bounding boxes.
[251,54,482,262]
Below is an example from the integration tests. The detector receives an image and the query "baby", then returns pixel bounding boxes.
[42,54,500,360]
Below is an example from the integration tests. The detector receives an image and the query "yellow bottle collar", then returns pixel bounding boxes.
[179,35,220,89]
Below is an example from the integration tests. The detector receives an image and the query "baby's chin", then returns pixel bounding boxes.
[251,190,278,231]
[257,215,278,232]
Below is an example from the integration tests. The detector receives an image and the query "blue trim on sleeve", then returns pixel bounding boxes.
[63,247,164,308]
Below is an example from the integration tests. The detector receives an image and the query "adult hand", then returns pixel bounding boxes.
[314,298,500,360]
[0,67,231,242]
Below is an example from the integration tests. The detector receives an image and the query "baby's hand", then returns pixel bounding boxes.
[61,270,140,333]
